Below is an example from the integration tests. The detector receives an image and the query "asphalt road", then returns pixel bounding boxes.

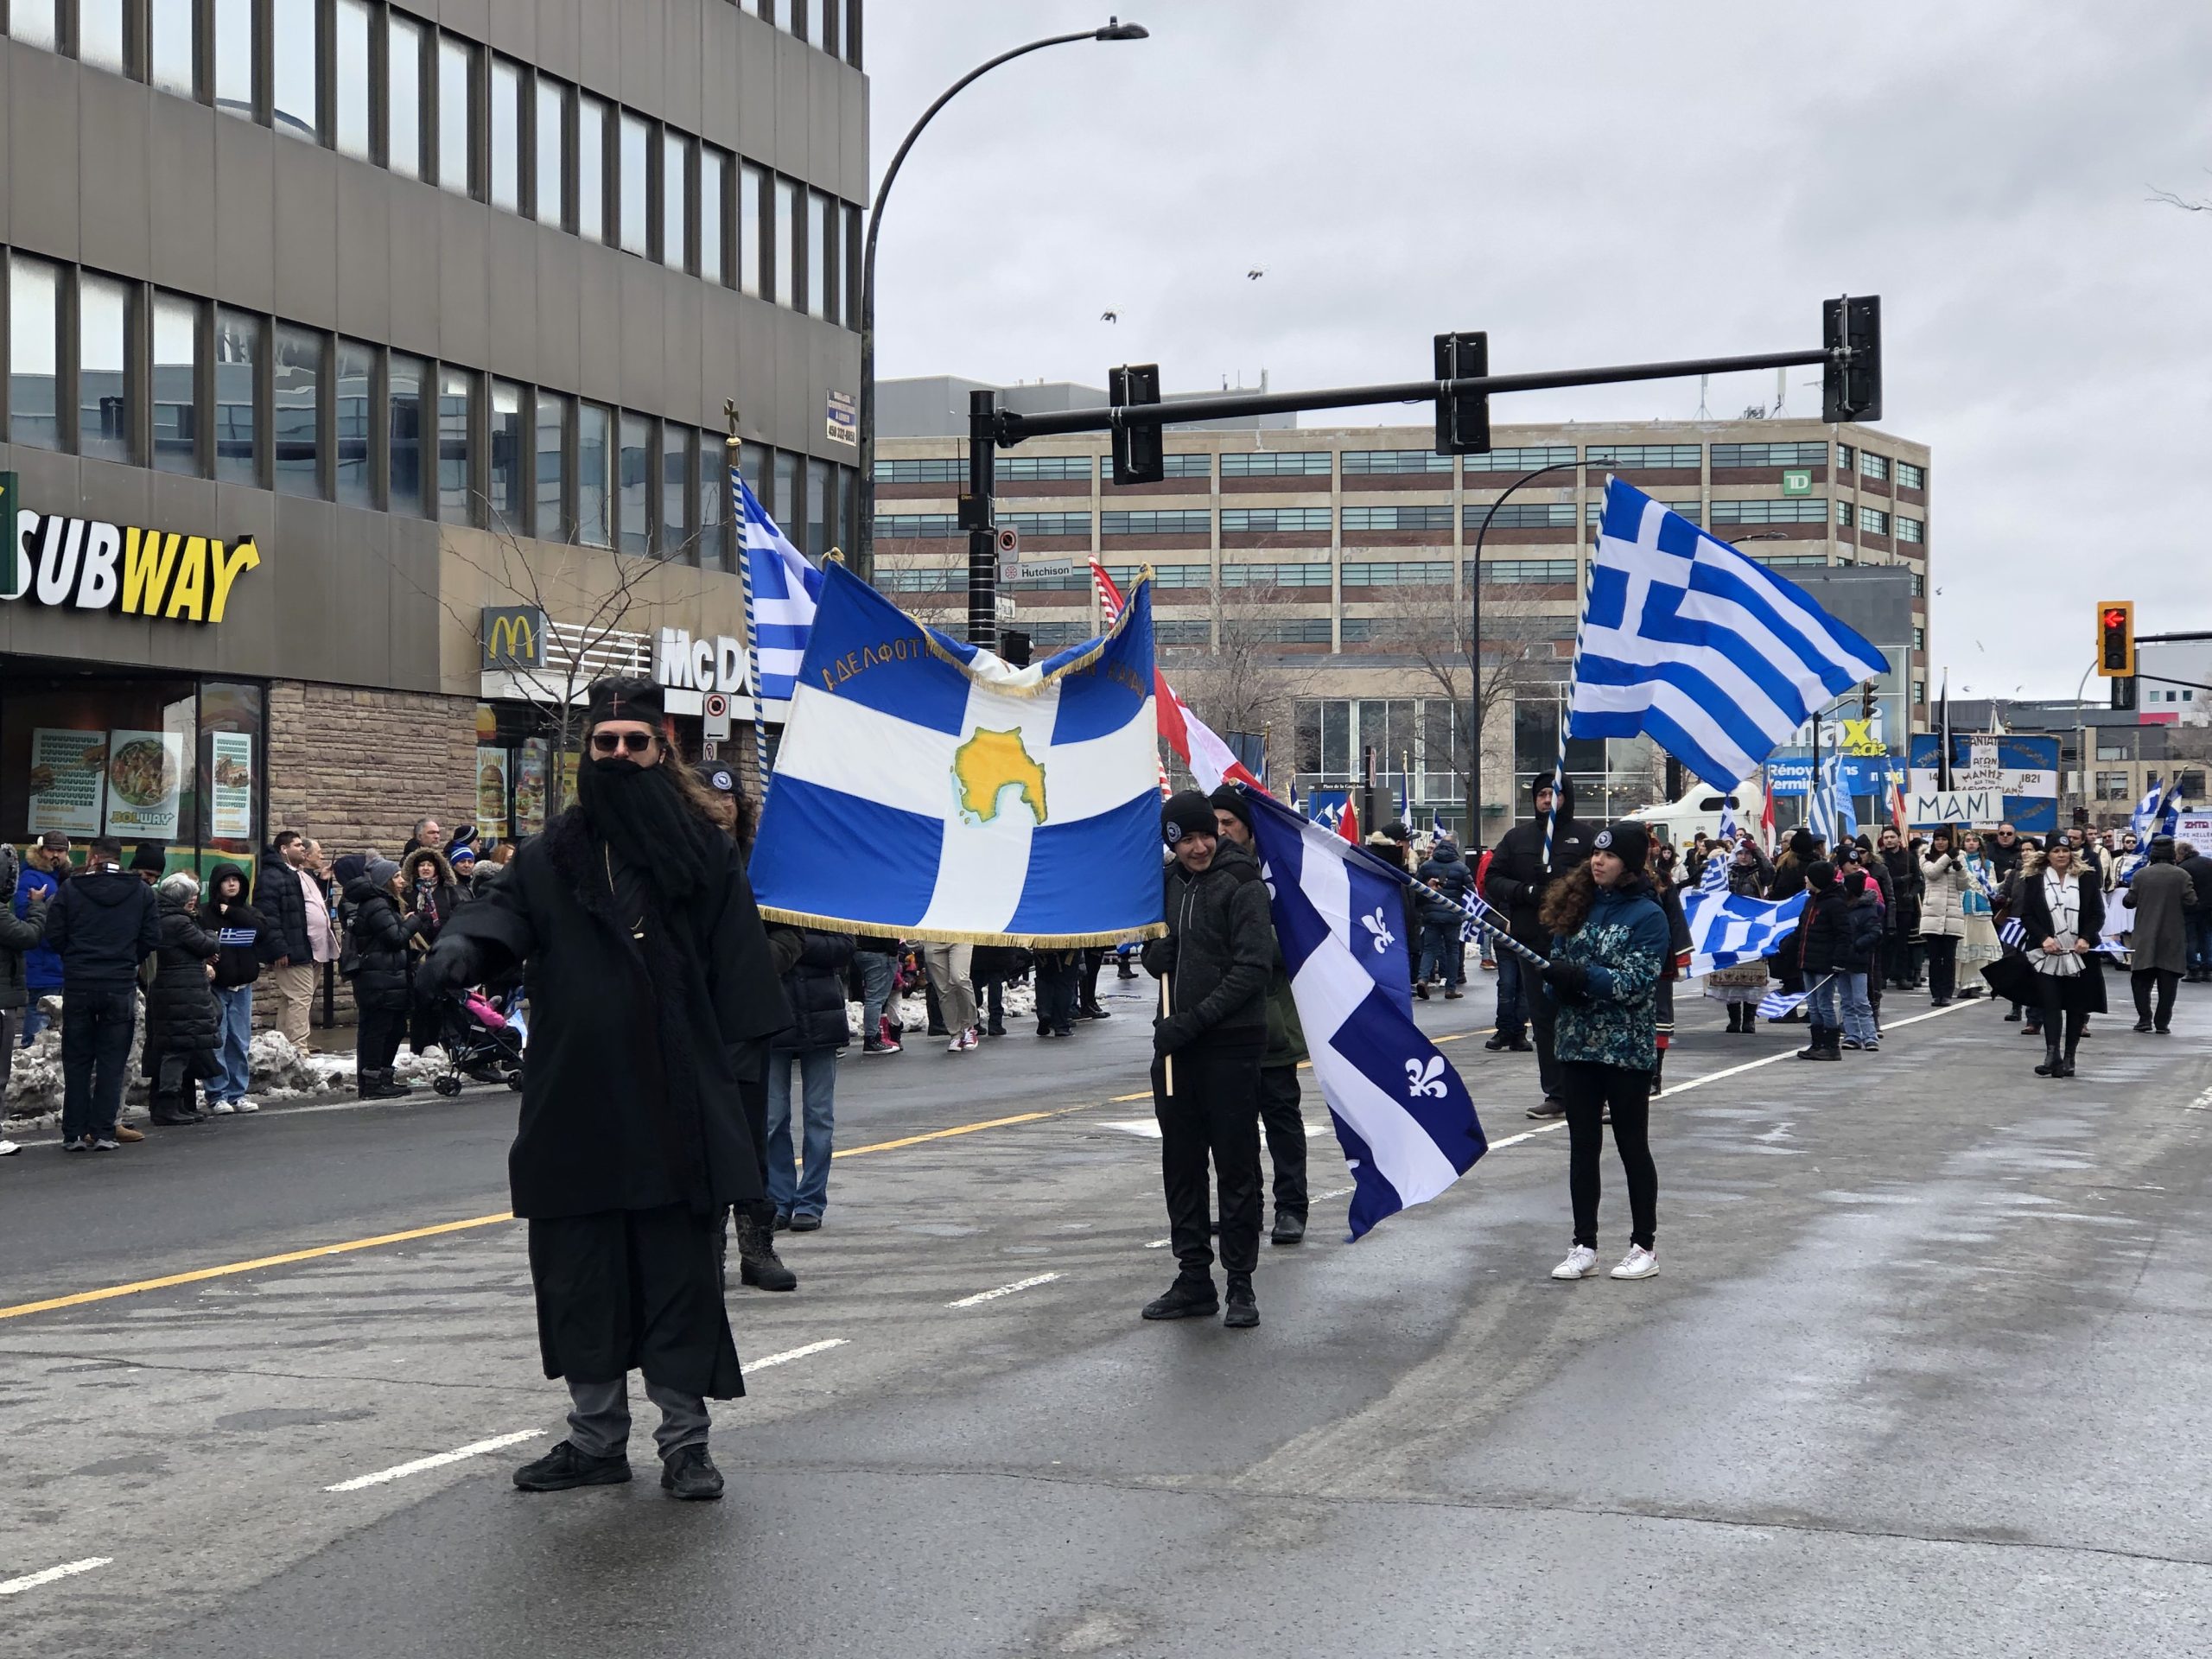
[3,973,2210,1658]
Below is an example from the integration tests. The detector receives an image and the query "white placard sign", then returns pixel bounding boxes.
[1909,787,2001,829]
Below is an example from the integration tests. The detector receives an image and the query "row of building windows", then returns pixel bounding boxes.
[3,249,854,560]
[879,439,1924,486]
[8,2,860,323]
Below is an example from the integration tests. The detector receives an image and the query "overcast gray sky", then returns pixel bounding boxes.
[866,0,2212,703]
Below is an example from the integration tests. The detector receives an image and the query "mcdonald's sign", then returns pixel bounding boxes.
[481,606,548,670]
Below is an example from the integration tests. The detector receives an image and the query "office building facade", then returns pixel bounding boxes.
[1,0,864,866]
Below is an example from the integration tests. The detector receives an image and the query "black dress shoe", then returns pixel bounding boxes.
[788,1211,822,1232]
[1269,1209,1306,1245]
[660,1445,724,1500]
[514,1441,632,1491]
[2134,1020,2155,1033]
[1141,1274,1219,1320]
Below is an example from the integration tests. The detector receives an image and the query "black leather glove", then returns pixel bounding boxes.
[415,934,482,1002]
[1541,958,1592,1006]
[1153,1013,1202,1057]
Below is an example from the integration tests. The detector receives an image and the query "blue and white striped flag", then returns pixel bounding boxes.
[1240,787,1487,1240]
[736,474,823,704]
[1681,885,1806,976]
[1572,479,1890,790]
[1806,753,1858,853]
[2127,775,2167,846]
[1758,982,1816,1020]
[1999,915,2027,950]
[748,563,1163,944]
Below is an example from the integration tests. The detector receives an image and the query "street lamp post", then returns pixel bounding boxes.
[855,16,1148,584]
[1464,459,1580,842]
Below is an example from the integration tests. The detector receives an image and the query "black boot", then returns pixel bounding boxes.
[2034,1035,2063,1077]
[1224,1274,1259,1329]
[1726,1004,1743,1033]
[2061,1035,2082,1078]
[1141,1272,1218,1320]
[1650,1052,1667,1093]
[1269,1208,1306,1245]
[1740,1009,1757,1035]
[371,1069,415,1098]
[736,1213,798,1292]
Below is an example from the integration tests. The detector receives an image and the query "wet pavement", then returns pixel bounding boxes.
[3,976,2209,1657]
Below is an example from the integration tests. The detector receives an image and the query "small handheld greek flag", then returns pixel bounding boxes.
[1999,916,2027,950]
[1758,980,1822,1020]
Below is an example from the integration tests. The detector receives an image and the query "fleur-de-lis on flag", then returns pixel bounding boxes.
[1359,907,1395,953]
[1405,1055,1448,1098]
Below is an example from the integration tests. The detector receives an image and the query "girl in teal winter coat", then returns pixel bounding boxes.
[1538,820,1671,1284]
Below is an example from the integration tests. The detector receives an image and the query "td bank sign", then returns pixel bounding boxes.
[0,499,261,625]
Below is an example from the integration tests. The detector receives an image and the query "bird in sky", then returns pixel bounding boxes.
[1100,309,1119,323]
[1247,268,1267,280]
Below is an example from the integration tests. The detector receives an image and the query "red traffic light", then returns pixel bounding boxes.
[2102,607,2128,631]
[2096,601,2134,677]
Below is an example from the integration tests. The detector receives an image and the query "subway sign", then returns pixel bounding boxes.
[1,510,261,625]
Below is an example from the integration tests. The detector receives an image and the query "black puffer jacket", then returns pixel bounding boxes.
[1418,841,1474,904]
[1483,775,1590,950]
[772,928,855,1051]
[143,892,221,1062]
[257,845,311,963]
[343,880,417,1014]
[1797,883,1853,976]
[205,862,265,988]
[0,848,46,1014]
[1141,840,1272,1042]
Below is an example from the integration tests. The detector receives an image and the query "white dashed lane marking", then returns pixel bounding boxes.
[947,1272,1063,1308]
[325,1430,542,1493]
[751,1338,849,1370]
[0,1558,110,1597]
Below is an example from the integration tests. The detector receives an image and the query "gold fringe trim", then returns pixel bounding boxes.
[912,575,1154,701]
[758,903,1165,950]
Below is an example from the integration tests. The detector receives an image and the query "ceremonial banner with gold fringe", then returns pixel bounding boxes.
[748,562,1166,946]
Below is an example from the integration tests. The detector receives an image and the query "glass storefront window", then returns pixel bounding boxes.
[438,368,475,524]
[618,411,650,554]
[8,255,60,450]
[336,338,375,508]
[213,308,260,486]
[79,273,130,463]
[198,683,264,861]
[152,291,200,475]
[272,325,323,498]
[534,390,569,541]
[489,379,525,531]
[577,402,611,546]
[389,352,426,513]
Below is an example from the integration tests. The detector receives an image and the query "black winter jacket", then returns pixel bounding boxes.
[143,894,221,1061]
[1798,886,1853,976]
[1142,841,1272,1044]
[0,850,46,1013]
[42,868,160,989]
[773,928,855,1051]
[206,863,265,988]
[1483,778,1590,950]
[1844,893,1885,971]
[2181,852,2212,911]
[343,880,418,1014]
[257,848,312,964]
[1418,842,1474,904]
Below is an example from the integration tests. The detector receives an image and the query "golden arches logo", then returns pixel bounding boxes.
[482,608,544,667]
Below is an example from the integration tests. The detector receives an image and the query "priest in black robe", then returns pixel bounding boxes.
[421,678,791,1501]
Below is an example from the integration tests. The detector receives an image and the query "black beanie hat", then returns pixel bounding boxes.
[1788,827,1818,862]
[130,842,169,874]
[1590,819,1649,874]
[1805,859,1837,890]
[1161,789,1215,848]
[1208,784,1254,837]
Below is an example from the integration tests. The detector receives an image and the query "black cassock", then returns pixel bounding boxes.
[445,809,791,1399]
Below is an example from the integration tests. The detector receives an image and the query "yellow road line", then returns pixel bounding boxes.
[0,1211,516,1322]
[834,1110,1054,1158]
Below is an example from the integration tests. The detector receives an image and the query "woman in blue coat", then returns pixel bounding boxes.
[1538,822,1672,1283]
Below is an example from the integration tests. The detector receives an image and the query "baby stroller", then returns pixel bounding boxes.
[428,987,526,1097]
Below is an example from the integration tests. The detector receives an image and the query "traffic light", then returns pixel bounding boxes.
[2111,675,2138,712]
[2097,601,2134,677]
[1109,364,1164,485]
[1821,296,1882,423]
[999,629,1032,669]
[1433,331,1491,455]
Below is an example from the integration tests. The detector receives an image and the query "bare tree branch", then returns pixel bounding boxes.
[1156,576,1324,791]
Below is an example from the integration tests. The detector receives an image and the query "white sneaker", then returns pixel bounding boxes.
[1550,1245,1599,1281]
[1610,1244,1659,1280]
[947,1032,966,1053]
[207,1101,236,1116]
[0,1139,20,1156]
[233,1097,259,1114]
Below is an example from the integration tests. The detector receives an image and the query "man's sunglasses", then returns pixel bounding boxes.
[589,731,657,755]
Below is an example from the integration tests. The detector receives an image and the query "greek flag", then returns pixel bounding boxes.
[2127,775,2168,846]
[737,474,823,704]
[1806,753,1859,851]
[1240,787,1487,1240]
[1758,982,1817,1020]
[748,563,1163,945]
[1999,916,2027,950]
[1573,479,1890,790]
[1681,885,1807,976]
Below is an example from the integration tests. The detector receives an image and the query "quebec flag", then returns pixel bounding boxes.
[1239,786,1487,1239]
[749,562,1165,946]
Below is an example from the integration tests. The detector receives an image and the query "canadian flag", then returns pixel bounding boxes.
[1090,561,1266,796]
[1760,777,1777,855]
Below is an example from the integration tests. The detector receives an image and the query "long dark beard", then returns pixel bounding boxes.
[575,757,721,902]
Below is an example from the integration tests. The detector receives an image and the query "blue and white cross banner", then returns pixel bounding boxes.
[1681,885,1807,977]
[736,474,823,704]
[1240,787,1487,1240]
[1573,479,1890,791]
[748,563,1164,946]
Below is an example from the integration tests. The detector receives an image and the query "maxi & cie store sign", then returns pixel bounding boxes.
[0,475,262,625]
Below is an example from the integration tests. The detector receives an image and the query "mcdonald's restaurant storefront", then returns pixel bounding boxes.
[3,475,758,880]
